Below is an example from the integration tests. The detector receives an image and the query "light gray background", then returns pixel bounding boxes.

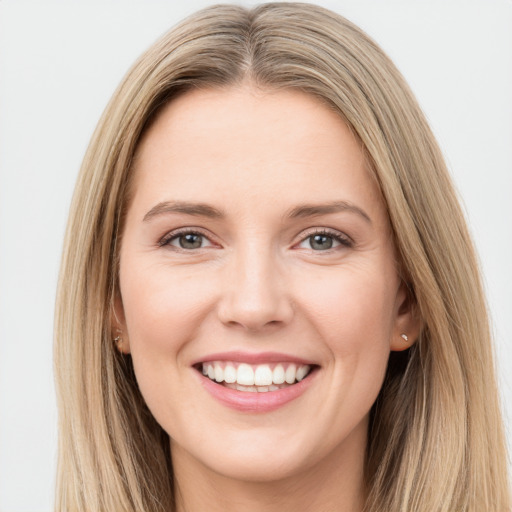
[0,1,511,510]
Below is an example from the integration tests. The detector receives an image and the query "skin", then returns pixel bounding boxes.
[115,85,419,512]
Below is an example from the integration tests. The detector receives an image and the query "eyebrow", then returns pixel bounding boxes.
[143,201,224,222]
[142,199,371,224]
[285,201,372,223]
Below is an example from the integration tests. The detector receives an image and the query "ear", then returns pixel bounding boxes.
[111,292,131,354]
[390,282,421,352]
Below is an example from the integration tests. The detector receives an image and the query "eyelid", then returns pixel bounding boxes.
[294,227,353,250]
[158,227,219,248]
[158,226,353,250]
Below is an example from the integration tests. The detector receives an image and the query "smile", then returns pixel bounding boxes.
[201,361,312,392]
[194,355,318,413]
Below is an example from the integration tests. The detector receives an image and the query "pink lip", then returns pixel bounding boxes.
[196,367,318,413]
[192,351,315,366]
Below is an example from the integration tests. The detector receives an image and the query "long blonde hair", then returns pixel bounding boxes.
[54,3,510,511]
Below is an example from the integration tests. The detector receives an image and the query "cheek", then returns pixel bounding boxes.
[295,264,396,406]
[298,264,397,351]
[118,262,218,431]
[120,261,217,358]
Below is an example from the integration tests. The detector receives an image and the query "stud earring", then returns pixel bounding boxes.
[400,333,409,342]
[113,328,123,346]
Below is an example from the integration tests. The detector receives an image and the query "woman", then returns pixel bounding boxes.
[54,3,511,511]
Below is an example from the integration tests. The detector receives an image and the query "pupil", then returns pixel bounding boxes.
[311,234,332,250]
[179,233,202,249]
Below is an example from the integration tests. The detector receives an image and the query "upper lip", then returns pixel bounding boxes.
[191,351,317,366]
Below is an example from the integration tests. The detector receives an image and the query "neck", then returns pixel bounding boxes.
[172,424,367,512]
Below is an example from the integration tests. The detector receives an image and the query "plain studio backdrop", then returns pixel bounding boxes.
[0,1,511,510]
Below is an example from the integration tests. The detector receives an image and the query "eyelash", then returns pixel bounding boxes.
[298,228,353,250]
[158,228,213,249]
[158,227,353,251]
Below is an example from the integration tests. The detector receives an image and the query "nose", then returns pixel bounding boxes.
[217,244,294,332]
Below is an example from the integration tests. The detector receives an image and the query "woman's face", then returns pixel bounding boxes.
[117,86,415,482]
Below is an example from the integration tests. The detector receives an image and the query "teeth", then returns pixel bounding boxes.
[254,365,273,386]
[224,364,237,383]
[296,365,309,381]
[238,385,257,392]
[214,364,223,382]
[237,364,255,386]
[273,364,285,384]
[201,361,312,390]
[225,382,281,393]
[285,364,296,384]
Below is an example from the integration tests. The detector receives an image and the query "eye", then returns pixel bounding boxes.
[297,230,352,251]
[160,230,214,250]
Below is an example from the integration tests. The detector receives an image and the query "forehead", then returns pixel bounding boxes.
[130,86,385,222]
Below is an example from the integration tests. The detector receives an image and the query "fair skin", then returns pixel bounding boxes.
[115,85,419,512]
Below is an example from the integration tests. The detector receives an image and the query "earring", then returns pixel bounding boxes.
[400,333,409,342]
[113,328,123,346]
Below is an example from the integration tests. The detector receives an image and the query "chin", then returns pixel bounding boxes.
[196,445,314,483]
[170,416,358,485]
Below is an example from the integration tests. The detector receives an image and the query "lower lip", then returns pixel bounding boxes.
[197,369,317,413]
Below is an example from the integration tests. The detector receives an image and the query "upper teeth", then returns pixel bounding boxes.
[202,362,311,386]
